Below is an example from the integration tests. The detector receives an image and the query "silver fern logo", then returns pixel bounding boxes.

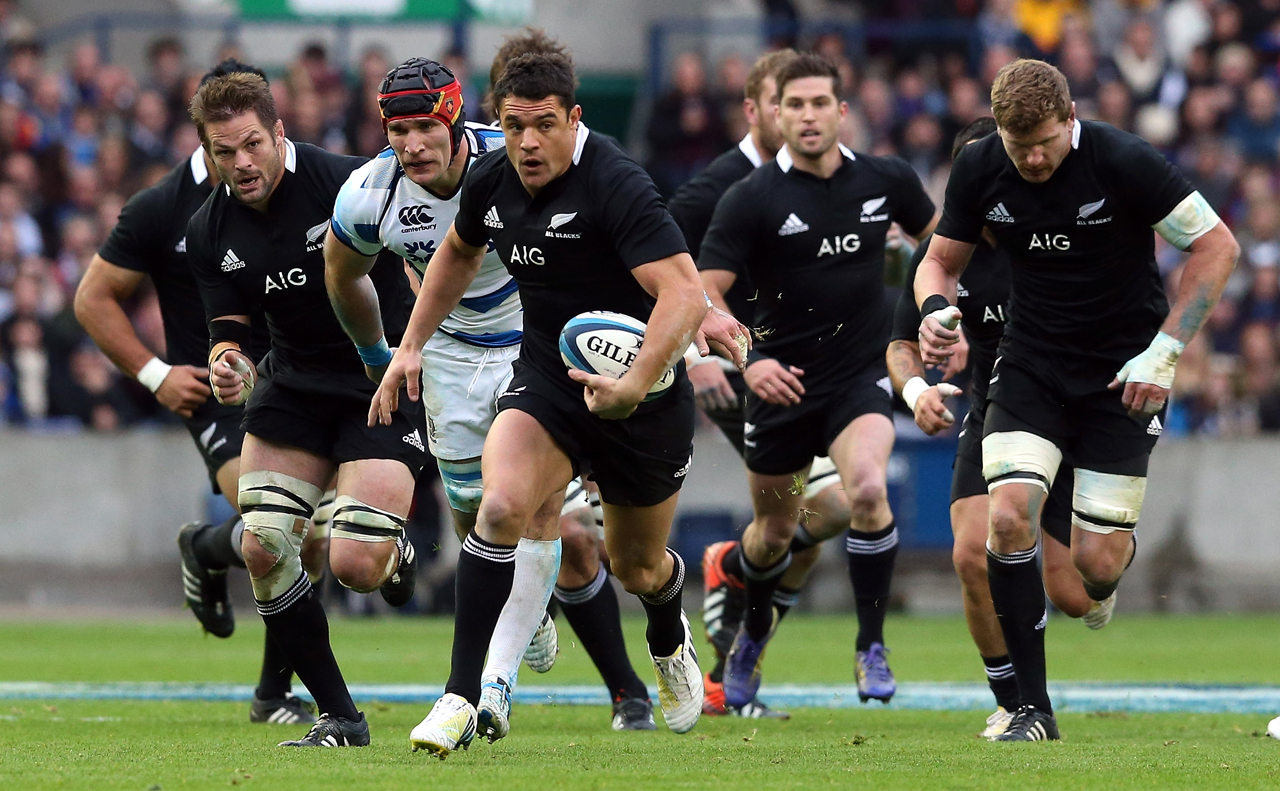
[1077,198,1112,225]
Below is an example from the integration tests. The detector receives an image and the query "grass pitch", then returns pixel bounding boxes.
[3,614,1280,789]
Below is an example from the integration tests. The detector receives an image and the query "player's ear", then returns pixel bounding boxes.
[742,97,758,126]
[839,99,849,120]
[273,118,285,144]
[1067,101,1076,124]
[568,104,582,126]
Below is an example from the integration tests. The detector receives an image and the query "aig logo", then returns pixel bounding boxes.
[398,204,435,228]
[265,268,307,293]
[1028,233,1070,251]
[818,234,861,257]
[509,245,544,266]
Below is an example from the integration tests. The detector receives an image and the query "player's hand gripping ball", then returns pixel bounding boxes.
[560,311,675,401]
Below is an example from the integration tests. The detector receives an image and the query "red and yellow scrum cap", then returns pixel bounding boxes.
[377,58,466,156]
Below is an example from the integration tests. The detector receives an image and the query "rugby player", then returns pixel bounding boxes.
[698,52,939,710]
[888,117,1093,738]
[371,50,748,754]
[667,47,849,718]
[324,54,655,731]
[73,60,317,727]
[916,59,1238,740]
[187,70,422,747]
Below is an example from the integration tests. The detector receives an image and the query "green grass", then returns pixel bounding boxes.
[4,613,1280,685]
[3,702,1277,790]
[5,614,1280,789]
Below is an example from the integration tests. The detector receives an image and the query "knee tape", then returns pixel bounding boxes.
[1072,469,1146,534]
[238,471,322,605]
[982,431,1063,493]
[330,495,406,544]
[438,458,484,514]
[311,489,336,541]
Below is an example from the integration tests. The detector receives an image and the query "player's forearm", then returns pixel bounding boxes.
[74,287,154,378]
[1160,224,1239,346]
[400,233,483,351]
[631,280,707,391]
[914,256,958,309]
[324,234,386,348]
[699,269,736,315]
[887,339,926,396]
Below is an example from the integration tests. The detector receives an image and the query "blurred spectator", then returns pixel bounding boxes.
[1111,17,1169,105]
[145,37,186,134]
[0,179,43,258]
[1165,0,1214,68]
[645,52,730,196]
[1013,0,1083,55]
[1,39,42,107]
[128,90,171,169]
[345,46,391,157]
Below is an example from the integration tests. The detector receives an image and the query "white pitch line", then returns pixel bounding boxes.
[2,682,1280,713]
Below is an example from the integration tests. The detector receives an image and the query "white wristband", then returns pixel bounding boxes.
[683,342,716,368]
[902,376,929,411]
[136,357,172,393]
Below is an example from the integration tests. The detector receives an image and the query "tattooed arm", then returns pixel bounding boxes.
[887,338,962,436]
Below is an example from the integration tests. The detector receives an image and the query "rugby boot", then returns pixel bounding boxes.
[651,612,703,734]
[278,711,369,747]
[993,705,1060,741]
[177,522,234,638]
[855,642,896,703]
[701,541,745,658]
[980,706,1015,739]
[410,693,477,759]
[1082,592,1117,630]
[476,676,512,743]
[611,696,657,731]
[722,613,777,710]
[250,692,317,725]
[378,532,417,608]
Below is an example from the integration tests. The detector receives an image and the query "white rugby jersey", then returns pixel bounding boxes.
[331,122,520,347]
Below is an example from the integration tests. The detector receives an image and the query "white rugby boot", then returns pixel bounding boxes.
[410,693,477,759]
[650,612,703,734]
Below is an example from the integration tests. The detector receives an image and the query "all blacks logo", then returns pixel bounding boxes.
[397,204,436,231]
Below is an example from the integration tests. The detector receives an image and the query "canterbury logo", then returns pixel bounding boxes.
[402,429,425,451]
[778,213,809,235]
[221,249,245,272]
[548,212,577,230]
[484,206,504,229]
[398,204,435,226]
[986,203,1015,223]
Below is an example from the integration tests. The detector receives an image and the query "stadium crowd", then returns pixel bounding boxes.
[3,0,1280,436]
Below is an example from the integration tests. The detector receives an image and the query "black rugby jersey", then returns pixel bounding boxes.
[935,120,1194,366]
[188,140,413,395]
[698,145,935,384]
[98,149,269,366]
[453,124,690,399]
[668,136,759,322]
[892,237,1011,407]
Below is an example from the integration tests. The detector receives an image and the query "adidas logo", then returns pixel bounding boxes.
[221,249,245,272]
[673,454,692,479]
[985,203,1015,223]
[484,206,504,229]
[1147,415,1163,436]
[175,236,187,253]
[1034,612,1047,631]
[778,213,809,236]
[402,429,425,451]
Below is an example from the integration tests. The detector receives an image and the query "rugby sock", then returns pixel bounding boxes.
[845,523,899,651]
[1083,579,1120,603]
[483,538,562,687]
[255,631,294,700]
[639,548,686,657]
[557,565,649,701]
[193,515,246,570]
[742,550,790,641]
[982,653,1019,711]
[987,543,1052,713]
[772,584,801,622]
[721,543,745,582]
[445,533,516,705]
[788,524,819,554]
[258,581,357,721]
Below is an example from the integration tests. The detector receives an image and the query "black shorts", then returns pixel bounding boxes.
[985,353,1164,474]
[241,367,427,475]
[182,399,246,494]
[951,404,1072,547]
[744,367,892,476]
[497,361,695,508]
[701,368,748,458]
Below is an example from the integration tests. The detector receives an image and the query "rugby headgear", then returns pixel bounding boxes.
[378,57,466,157]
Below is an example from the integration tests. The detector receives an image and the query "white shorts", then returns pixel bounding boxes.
[420,332,520,461]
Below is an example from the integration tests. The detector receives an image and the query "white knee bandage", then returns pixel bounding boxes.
[982,431,1063,493]
[238,471,323,609]
[1072,469,1146,534]
[311,489,336,541]
[330,495,406,544]
[439,458,484,514]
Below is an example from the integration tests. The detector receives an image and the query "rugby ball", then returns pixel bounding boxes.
[559,311,675,401]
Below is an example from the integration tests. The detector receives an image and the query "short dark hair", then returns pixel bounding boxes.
[744,48,797,103]
[492,52,576,114]
[189,71,278,146]
[199,59,267,89]
[489,28,574,89]
[951,116,997,161]
[990,59,1072,135]
[774,52,841,102]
